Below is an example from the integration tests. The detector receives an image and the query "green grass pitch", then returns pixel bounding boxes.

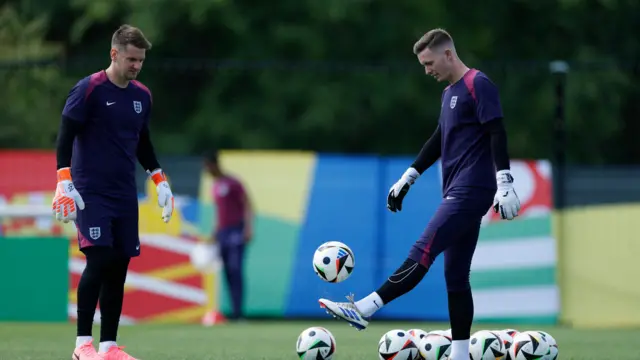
[1,320,639,359]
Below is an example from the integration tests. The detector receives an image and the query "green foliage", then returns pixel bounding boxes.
[0,3,72,148]
[1,0,639,164]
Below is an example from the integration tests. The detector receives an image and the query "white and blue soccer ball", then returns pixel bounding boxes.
[296,327,336,360]
[312,241,355,283]
[428,329,452,339]
[535,331,558,360]
[378,329,419,360]
[509,331,550,360]
[469,330,506,360]
[408,328,430,344]
[407,329,429,359]
[418,333,452,360]
[495,329,518,360]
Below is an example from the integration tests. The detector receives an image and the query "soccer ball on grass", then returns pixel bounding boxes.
[469,330,506,360]
[418,333,452,360]
[509,331,550,360]
[296,326,336,360]
[378,329,419,360]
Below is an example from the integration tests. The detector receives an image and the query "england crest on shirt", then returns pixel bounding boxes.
[449,96,458,109]
[133,101,143,114]
[89,227,101,240]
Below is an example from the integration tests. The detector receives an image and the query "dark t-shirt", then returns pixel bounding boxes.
[62,71,152,201]
[213,176,247,232]
[439,69,503,198]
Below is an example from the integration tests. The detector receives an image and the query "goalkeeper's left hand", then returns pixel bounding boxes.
[149,168,174,223]
[493,170,521,220]
[387,167,420,212]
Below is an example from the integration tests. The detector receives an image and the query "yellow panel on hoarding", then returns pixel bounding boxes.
[559,204,640,328]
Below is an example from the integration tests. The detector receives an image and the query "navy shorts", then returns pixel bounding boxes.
[75,197,140,257]
[408,195,492,272]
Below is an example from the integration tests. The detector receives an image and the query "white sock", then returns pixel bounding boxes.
[354,292,384,317]
[99,341,117,353]
[76,336,93,348]
[449,339,470,360]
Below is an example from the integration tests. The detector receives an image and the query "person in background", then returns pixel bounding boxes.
[203,149,253,322]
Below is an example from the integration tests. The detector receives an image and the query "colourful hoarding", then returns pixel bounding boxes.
[0,150,557,323]
[206,152,558,323]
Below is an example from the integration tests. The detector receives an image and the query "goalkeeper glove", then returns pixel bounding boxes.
[52,167,85,223]
[149,169,174,223]
[387,167,420,212]
[493,170,521,220]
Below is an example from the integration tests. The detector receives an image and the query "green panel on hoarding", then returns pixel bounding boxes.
[0,237,69,322]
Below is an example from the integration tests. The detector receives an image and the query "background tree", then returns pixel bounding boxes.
[1,0,638,164]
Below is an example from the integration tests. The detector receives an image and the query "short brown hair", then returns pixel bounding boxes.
[111,24,152,50]
[413,28,453,54]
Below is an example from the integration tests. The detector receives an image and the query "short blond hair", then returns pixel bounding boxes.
[111,24,152,50]
[413,28,453,54]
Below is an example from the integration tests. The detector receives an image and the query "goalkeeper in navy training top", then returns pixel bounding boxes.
[53,24,174,360]
[319,28,520,360]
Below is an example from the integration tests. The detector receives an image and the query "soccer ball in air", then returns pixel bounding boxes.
[509,331,550,360]
[296,327,336,360]
[418,333,452,360]
[378,329,419,360]
[312,241,355,283]
[535,331,558,360]
[469,330,506,360]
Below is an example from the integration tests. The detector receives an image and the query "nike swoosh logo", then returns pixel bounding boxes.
[373,300,380,308]
[106,101,116,106]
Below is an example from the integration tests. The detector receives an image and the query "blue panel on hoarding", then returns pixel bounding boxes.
[285,155,379,317]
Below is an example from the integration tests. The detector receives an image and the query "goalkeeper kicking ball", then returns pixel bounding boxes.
[296,327,336,360]
[313,241,355,283]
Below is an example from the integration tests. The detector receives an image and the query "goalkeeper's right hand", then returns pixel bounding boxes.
[387,167,420,212]
[52,167,85,223]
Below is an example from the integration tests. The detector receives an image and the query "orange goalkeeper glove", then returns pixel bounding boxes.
[52,167,85,223]
[148,168,174,223]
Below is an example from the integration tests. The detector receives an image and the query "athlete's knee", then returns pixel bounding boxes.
[444,263,471,292]
[83,246,117,272]
[408,241,437,270]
